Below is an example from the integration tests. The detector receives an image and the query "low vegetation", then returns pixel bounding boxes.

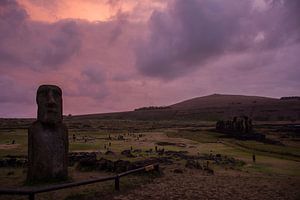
[0,118,299,199]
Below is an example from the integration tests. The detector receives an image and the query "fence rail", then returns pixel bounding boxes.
[0,163,159,200]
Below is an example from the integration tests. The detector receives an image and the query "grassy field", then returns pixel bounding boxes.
[0,119,299,199]
[1,124,299,176]
[166,129,300,176]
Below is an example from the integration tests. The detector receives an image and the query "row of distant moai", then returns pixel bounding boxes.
[216,116,253,134]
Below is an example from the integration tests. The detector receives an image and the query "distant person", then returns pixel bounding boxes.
[252,154,256,163]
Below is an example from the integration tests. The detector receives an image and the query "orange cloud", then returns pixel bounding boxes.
[17,0,128,22]
[17,0,165,22]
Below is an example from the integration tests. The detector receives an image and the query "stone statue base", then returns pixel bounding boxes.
[27,121,68,182]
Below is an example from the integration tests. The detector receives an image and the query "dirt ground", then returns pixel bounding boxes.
[1,121,299,200]
[0,144,20,150]
[112,166,300,200]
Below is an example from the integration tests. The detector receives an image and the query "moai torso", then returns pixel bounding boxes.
[27,85,68,182]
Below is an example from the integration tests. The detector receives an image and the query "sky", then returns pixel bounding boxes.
[0,0,299,118]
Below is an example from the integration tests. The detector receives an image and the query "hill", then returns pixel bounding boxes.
[73,94,300,121]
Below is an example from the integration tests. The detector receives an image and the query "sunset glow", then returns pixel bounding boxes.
[1,0,299,117]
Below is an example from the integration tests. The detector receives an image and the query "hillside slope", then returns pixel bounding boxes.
[74,94,300,121]
[168,94,300,121]
[171,94,277,109]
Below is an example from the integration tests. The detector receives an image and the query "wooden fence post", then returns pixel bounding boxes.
[0,164,159,198]
[115,176,120,191]
[29,193,35,200]
[154,164,159,172]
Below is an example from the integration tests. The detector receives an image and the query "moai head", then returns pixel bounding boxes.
[36,85,62,125]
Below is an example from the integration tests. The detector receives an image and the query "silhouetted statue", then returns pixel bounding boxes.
[27,85,68,182]
[244,116,249,133]
[232,117,237,130]
[249,119,253,132]
[216,116,254,134]
[237,119,244,132]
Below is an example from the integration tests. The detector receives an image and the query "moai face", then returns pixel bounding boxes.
[36,85,62,124]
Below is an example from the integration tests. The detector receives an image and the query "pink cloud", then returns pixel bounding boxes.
[0,0,299,118]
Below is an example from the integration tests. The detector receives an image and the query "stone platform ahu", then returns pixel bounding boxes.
[27,85,68,182]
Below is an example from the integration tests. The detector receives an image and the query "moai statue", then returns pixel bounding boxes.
[232,117,237,131]
[229,120,233,130]
[248,119,253,133]
[236,119,242,132]
[240,118,245,132]
[27,85,68,182]
[244,116,249,133]
[220,120,224,130]
[215,121,219,130]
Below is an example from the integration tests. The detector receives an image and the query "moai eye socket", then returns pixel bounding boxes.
[52,90,62,98]
[38,89,47,97]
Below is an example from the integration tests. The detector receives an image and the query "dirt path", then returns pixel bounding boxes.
[0,144,20,150]
[113,167,300,200]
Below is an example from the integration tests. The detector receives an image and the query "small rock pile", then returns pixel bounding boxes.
[76,157,171,173]
[0,156,27,167]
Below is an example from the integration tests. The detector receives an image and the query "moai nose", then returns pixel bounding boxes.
[47,91,56,104]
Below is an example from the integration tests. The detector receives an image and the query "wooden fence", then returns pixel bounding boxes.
[0,164,159,200]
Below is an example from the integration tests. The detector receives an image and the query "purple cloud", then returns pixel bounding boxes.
[0,75,35,104]
[0,0,81,70]
[0,0,299,118]
[135,0,300,79]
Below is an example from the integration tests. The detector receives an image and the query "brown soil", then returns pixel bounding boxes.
[112,167,300,200]
[0,144,20,150]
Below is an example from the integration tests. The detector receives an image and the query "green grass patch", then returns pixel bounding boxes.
[166,130,223,143]
[166,130,300,176]
[231,140,300,160]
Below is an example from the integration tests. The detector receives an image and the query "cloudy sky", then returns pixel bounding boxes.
[0,0,299,117]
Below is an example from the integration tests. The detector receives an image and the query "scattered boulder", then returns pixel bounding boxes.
[204,153,245,167]
[105,150,115,155]
[0,156,27,168]
[205,168,214,175]
[68,152,97,166]
[121,150,135,158]
[7,171,14,176]
[114,160,131,172]
[77,157,97,171]
[145,149,153,153]
[156,142,176,146]
[133,149,142,153]
[117,135,124,140]
[96,158,114,171]
[176,143,187,147]
[173,169,184,173]
[185,160,202,169]
[77,156,171,173]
